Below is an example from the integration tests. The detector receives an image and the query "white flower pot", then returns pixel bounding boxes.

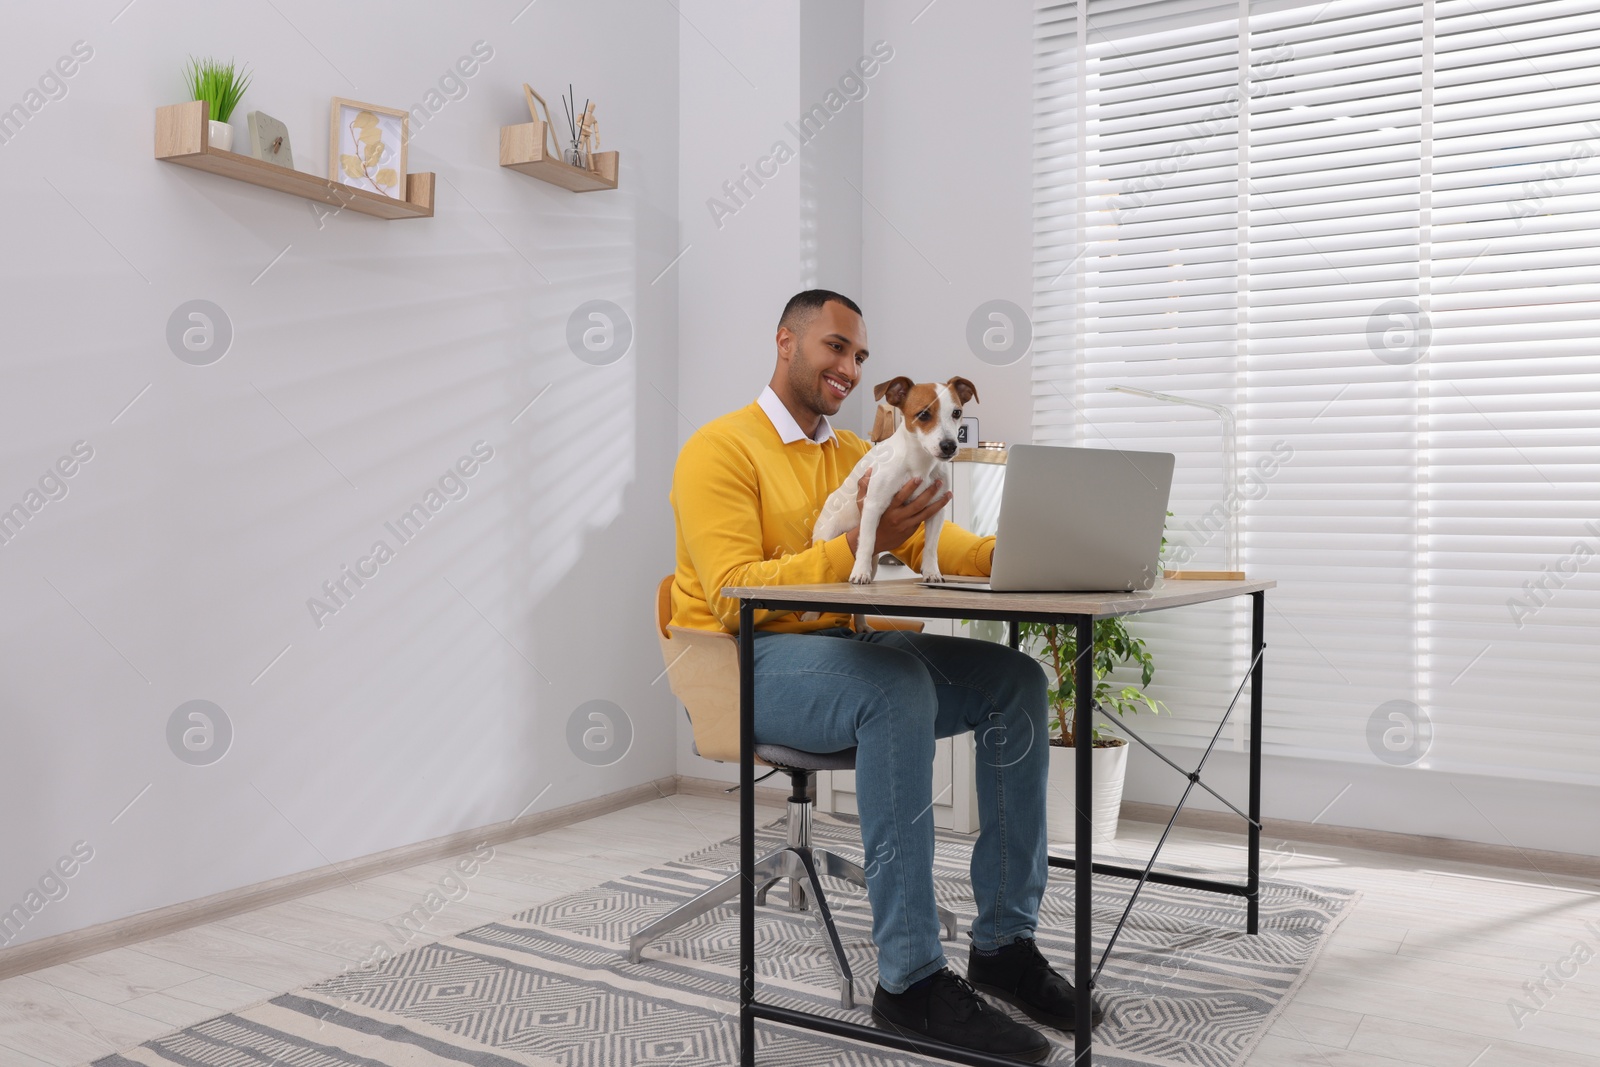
[208,119,234,152]
[1046,739,1129,844]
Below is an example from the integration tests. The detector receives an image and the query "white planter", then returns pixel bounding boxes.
[1045,739,1129,844]
[208,119,233,152]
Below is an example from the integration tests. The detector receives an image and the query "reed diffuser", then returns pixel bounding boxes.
[561,84,588,169]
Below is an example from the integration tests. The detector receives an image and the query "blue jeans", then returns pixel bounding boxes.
[750,625,1052,993]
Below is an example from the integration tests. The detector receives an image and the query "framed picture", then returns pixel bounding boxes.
[328,98,406,199]
[522,83,558,159]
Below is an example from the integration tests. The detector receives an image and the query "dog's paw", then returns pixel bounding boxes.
[849,570,875,585]
[921,569,945,583]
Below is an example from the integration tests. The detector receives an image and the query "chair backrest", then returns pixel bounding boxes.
[653,574,927,765]
[655,575,749,764]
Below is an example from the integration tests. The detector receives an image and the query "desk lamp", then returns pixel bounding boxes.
[1108,385,1246,580]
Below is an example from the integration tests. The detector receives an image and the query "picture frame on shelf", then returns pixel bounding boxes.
[156,100,435,219]
[328,98,406,199]
[521,83,558,158]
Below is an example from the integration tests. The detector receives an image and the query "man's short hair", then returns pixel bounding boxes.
[778,289,863,337]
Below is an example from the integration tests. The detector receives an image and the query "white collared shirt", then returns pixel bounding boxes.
[756,384,836,445]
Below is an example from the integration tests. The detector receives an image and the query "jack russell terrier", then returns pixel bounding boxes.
[813,375,979,584]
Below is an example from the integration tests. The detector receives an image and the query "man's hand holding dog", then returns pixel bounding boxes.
[844,467,952,559]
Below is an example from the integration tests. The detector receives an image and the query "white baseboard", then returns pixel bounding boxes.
[0,774,680,981]
[1120,802,1600,881]
[6,773,1590,983]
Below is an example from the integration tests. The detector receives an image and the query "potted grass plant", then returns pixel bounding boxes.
[184,56,252,152]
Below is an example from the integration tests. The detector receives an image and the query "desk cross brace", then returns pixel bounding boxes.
[1084,644,1265,982]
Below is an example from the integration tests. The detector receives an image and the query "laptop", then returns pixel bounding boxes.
[922,444,1175,592]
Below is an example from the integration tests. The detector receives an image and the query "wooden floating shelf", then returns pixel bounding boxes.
[499,120,618,192]
[155,101,434,220]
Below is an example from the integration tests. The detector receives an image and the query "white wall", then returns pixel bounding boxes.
[0,0,680,951]
[860,0,1036,449]
[800,0,865,307]
[675,1,803,439]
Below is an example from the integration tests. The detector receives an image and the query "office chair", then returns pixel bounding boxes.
[627,576,958,1009]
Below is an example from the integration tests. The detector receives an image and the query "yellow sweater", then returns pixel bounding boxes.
[669,399,996,634]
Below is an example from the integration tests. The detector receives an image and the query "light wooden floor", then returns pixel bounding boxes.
[1,792,1596,1067]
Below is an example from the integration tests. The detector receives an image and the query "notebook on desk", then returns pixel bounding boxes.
[923,444,1175,593]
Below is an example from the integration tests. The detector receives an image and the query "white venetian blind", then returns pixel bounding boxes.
[1032,0,1600,782]
[1425,0,1600,780]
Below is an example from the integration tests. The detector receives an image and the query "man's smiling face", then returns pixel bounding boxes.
[778,299,869,422]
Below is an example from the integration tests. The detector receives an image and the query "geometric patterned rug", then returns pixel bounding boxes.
[91,812,1356,1067]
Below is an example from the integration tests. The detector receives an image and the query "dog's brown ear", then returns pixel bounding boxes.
[946,376,979,406]
[873,376,913,407]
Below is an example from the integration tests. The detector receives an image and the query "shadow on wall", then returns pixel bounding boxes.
[513,327,682,806]
[317,276,668,828]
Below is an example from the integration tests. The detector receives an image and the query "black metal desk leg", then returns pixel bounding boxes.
[1008,619,1019,650]
[739,599,756,1065]
[1247,591,1264,936]
[1073,614,1095,1064]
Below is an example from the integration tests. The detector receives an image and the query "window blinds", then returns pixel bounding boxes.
[1033,0,1600,783]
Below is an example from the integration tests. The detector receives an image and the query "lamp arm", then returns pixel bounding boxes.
[1108,385,1241,572]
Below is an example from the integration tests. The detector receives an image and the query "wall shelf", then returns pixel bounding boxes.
[499,121,618,192]
[155,101,434,220]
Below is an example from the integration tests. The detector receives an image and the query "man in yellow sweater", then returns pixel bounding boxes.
[669,290,1099,1061]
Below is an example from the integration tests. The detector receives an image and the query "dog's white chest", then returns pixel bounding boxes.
[811,434,945,545]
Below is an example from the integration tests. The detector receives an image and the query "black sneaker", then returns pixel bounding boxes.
[871,966,1051,1063]
[967,937,1105,1032]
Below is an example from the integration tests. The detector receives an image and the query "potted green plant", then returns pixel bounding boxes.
[1016,617,1164,842]
[184,56,252,152]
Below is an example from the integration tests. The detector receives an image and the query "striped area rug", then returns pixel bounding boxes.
[92,813,1355,1067]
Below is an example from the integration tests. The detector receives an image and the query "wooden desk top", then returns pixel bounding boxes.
[721,577,1276,621]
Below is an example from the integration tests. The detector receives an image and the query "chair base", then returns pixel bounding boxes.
[625,790,959,1010]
